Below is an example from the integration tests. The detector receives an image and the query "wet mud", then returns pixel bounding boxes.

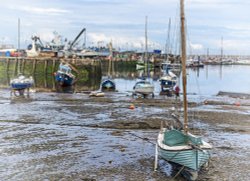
[0,90,249,180]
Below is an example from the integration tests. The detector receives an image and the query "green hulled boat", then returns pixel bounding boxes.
[157,129,212,171]
[155,1,212,180]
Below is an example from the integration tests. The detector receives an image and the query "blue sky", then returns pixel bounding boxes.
[0,0,250,55]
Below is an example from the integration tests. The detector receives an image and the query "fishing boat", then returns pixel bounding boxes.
[101,42,116,91]
[133,16,154,98]
[155,1,212,180]
[55,62,75,86]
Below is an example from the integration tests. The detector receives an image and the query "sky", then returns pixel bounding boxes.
[1,0,250,55]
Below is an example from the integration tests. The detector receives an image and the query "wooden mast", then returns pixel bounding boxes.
[180,0,188,133]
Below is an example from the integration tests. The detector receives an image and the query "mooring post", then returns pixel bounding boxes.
[44,59,48,74]
[6,58,10,72]
[52,59,56,73]
[21,58,26,73]
[14,58,18,75]
[32,59,37,74]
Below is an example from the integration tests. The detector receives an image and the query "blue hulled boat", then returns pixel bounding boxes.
[10,75,34,90]
[55,63,75,86]
[159,71,177,92]
[101,79,116,91]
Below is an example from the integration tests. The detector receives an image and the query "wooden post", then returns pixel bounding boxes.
[52,59,56,73]
[44,59,48,74]
[14,58,18,75]
[21,58,26,73]
[32,59,37,74]
[6,58,10,72]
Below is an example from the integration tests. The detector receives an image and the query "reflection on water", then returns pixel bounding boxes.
[186,65,250,96]
[1,60,250,97]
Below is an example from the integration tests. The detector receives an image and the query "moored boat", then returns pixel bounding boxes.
[10,74,34,90]
[55,63,75,86]
[133,80,154,97]
[101,42,116,91]
[157,128,212,172]
[159,71,177,92]
[101,79,116,91]
[155,1,212,180]
[133,16,154,98]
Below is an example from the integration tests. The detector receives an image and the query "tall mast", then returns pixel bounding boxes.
[167,18,171,55]
[18,18,20,52]
[17,18,21,74]
[221,36,223,62]
[180,0,188,133]
[145,16,148,75]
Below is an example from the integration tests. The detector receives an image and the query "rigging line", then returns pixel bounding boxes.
[126,132,155,145]
[171,2,180,56]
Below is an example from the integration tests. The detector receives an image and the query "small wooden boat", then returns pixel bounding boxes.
[155,1,212,180]
[55,63,75,86]
[156,128,212,179]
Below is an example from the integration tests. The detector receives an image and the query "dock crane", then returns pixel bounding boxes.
[68,28,86,50]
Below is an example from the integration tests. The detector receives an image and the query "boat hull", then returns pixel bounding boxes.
[11,83,33,90]
[157,129,212,171]
[133,81,154,95]
[55,72,74,86]
[101,79,116,90]
[134,86,154,95]
[10,75,34,90]
[158,146,210,171]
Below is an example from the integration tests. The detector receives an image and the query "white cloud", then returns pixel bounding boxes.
[1,0,250,54]
[190,43,203,50]
[87,33,162,51]
[11,5,70,15]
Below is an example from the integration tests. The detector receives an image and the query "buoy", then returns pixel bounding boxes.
[129,104,135,109]
[235,102,240,106]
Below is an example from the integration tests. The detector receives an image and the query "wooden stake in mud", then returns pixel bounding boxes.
[44,59,48,74]
[6,58,10,71]
[52,59,56,73]
[14,58,18,75]
[21,58,26,73]
[32,59,37,74]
